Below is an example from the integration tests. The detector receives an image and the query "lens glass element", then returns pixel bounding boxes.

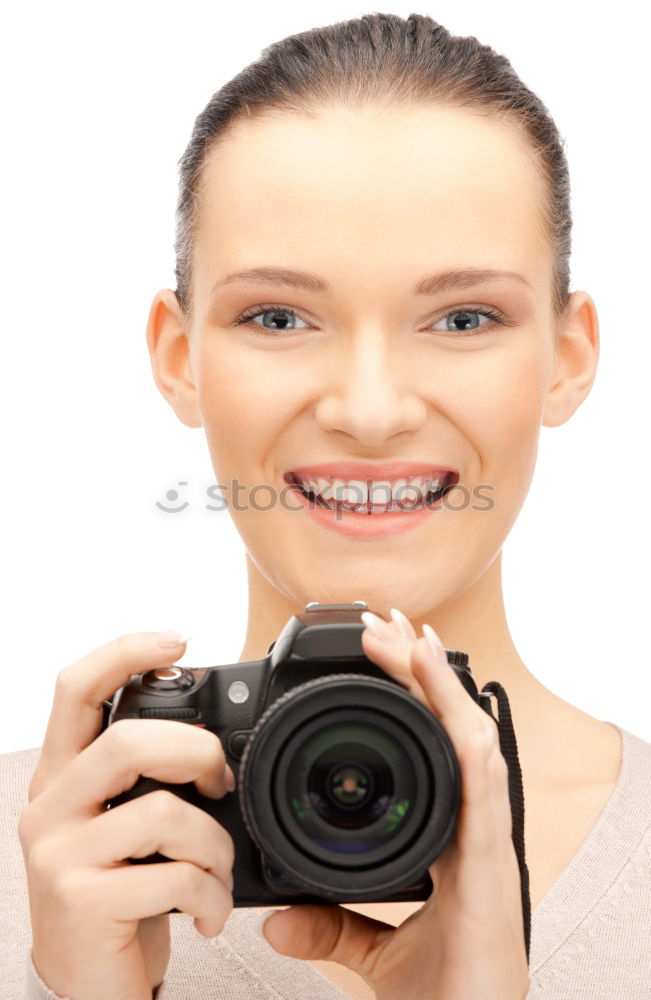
[281,714,419,857]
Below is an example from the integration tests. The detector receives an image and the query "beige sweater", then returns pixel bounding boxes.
[1,725,649,1000]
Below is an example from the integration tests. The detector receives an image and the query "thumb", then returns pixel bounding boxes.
[261,904,394,980]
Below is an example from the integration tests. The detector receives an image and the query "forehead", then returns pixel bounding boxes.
[193,106,549,291]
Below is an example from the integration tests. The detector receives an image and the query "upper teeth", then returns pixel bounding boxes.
[296,474,445,506]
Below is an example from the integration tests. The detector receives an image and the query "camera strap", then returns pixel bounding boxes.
[479,681,532,965]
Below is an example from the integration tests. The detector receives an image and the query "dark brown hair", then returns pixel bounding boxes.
[173,12,571,322]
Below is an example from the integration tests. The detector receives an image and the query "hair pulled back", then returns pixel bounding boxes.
[174,12,571,322]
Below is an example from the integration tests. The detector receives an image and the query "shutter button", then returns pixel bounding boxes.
[142,666,195,692]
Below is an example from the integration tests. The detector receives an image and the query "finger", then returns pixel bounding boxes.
[91,861,232,931]
[33,631,190,796]
[428,730,520,917]
[49,789,235,888]
[409,630,505,840]
[409,628,497,752]
[451,727,507,859]
[360,612,429,704]
[423,729,519,941]
[28,718,232,826]
[263,903,394,982]
[361,617,506,834]
[359,615,517,928]
[388,608,418,640]
[360,613,499,800]
[405,632,515,886]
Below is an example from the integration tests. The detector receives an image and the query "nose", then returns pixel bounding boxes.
[313,328,428,447]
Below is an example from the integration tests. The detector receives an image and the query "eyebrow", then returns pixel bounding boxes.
[211,265,531,296]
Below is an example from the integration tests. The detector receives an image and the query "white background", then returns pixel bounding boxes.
[1,0,649,754]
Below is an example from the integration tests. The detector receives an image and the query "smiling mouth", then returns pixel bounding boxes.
[284,470,459,514]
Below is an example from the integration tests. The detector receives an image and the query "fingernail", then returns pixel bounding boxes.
[360,611,400,643]
[389,608,413,639]
[225,764,237,792]
[156,629,192,649]
[422,623,444,662]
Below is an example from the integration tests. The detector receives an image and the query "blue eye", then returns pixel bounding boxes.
[233,303,508,337]
[430,308,503,336]
[234,305,310,334]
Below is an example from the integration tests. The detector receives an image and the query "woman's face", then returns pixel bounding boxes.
[151,105,595,620]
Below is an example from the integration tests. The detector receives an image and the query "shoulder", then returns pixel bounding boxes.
[599,725,651,851]
[618,725,651,801]
[620,724,651,760]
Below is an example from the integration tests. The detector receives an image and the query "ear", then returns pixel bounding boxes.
[145,289,203,429]
[542,290,599,428]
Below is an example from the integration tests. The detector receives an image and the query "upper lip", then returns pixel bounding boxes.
[285,460,459,483]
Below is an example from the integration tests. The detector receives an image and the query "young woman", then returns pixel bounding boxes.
[2,12,649,1000]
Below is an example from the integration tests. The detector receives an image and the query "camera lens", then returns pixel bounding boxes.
[283,714,416,857]
[238,674,460,896]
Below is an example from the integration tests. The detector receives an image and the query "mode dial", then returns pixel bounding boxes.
[141,666,195,692]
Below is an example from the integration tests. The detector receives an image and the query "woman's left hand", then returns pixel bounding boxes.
[262,608,531,1000]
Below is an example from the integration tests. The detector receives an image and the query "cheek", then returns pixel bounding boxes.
[193,339,299,478]
[462,341,549,496]
[433,341,550,580]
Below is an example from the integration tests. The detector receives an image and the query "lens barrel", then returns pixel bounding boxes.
[239,674,460,898]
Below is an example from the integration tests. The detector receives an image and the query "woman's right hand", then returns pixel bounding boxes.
[18,631,237,1000]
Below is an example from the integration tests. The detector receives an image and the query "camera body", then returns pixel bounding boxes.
[103,601,490,907]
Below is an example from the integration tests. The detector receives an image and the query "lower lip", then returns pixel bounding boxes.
[287,483,445,537]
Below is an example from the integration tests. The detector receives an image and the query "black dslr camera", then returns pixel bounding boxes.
[102,601,493,907]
